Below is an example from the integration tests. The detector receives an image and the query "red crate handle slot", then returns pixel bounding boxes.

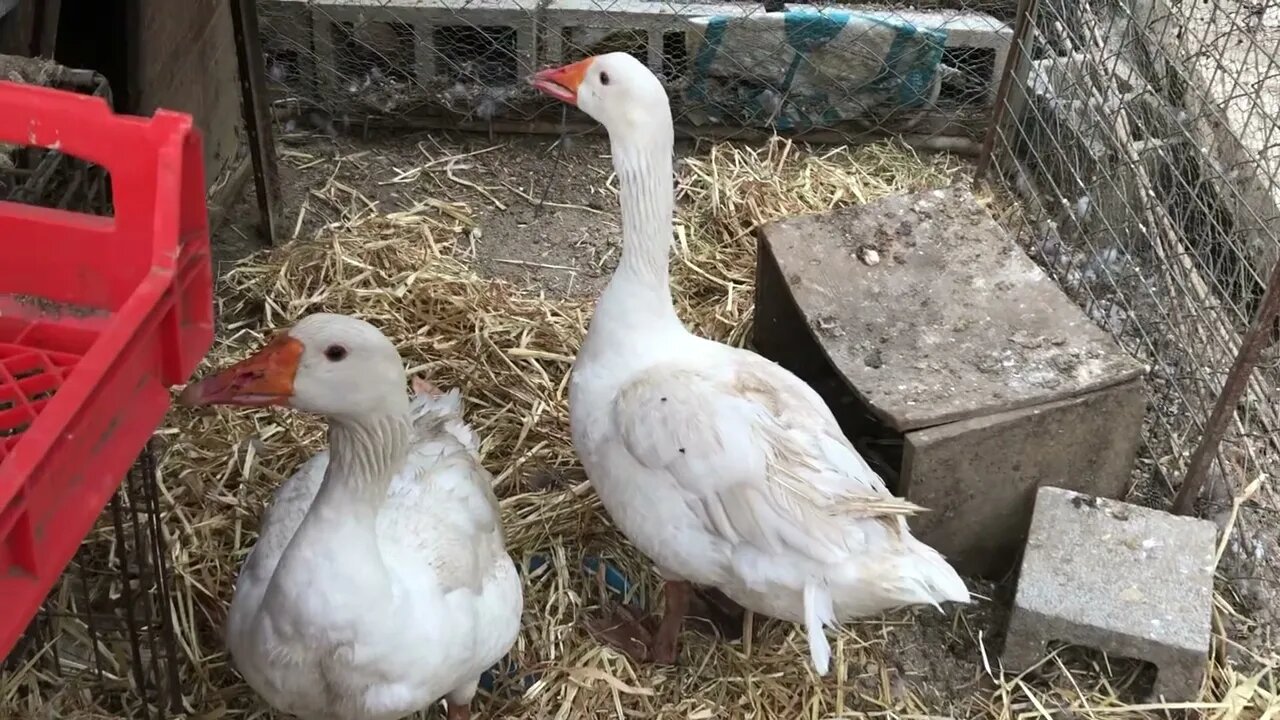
[0,80,194,274]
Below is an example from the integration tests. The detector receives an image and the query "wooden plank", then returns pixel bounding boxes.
[32,0,59,57]
[135,0,242,189]
[270,103,986,155]
[283,96,991,144]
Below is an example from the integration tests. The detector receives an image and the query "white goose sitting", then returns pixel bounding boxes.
[529,53,969,674]
[180,313,523,720]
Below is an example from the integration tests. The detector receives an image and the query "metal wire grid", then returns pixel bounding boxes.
[2,442,183,720]
[983,0,1280,601]
[255,0,1008,146]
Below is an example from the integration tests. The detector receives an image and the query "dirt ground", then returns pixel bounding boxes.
[214,129,668,299]
[215,125,1280,608]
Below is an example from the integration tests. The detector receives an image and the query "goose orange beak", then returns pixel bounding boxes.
[529,57,593,105]
[179,334,303,408]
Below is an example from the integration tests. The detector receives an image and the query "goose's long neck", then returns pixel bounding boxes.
[322,415,410,513]
[600,132,680,326]
[273,413,411,599]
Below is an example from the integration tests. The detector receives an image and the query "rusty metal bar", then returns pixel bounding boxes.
[230,0,282,246]
[974,0,1038,179]
[1173,257,1280,514]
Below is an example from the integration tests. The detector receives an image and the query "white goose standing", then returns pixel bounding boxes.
[180,313,523,720]
[530,53,969,674]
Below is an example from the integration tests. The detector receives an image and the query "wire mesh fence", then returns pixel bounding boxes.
[1,442,183,720]
[984,0,1280,614]
[255,0,1013,147]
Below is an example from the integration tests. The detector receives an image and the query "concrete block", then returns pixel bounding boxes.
[540,1,1010,130]
[260,0,315,90]
[902,378,1145,577]
[542,0,732,72]
[265,0,1009,136]
[1002,487,1216,702]
[753,186,1147,578]
[286,0,539,92]
[1137,0,1280,290]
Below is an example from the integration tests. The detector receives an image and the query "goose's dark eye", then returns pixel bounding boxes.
[599,71,611,86]
[324,345,348,362]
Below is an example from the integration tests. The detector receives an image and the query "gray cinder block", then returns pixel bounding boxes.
[1002,486,1217,702]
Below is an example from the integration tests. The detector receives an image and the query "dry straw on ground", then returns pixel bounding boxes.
[2,138,1275,720]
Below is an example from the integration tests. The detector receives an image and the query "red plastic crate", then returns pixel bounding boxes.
[0,80,214,660]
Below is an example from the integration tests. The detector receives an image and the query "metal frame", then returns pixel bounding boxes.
[3,442,183,719]
[231,0,283,246]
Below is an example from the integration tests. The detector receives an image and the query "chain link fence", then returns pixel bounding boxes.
[255,0,1013,147]
[986,0,1280,613]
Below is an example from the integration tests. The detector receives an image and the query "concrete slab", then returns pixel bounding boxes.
[755,185,1145,433]
[753,186,1149,578]
[902,378,1145,577]
[1002,487,1217,702]
[302,0,540,93]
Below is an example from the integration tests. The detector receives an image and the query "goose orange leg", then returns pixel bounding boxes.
[585,580,692,665]
[650,580,691,664]
[688,586,747,642]
[411,374,441,397]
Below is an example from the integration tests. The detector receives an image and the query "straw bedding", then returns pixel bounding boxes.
[1,136,1275,720]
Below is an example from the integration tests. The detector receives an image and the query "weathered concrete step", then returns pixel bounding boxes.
[753,185,1148,578]
[1002,487,1215,702]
